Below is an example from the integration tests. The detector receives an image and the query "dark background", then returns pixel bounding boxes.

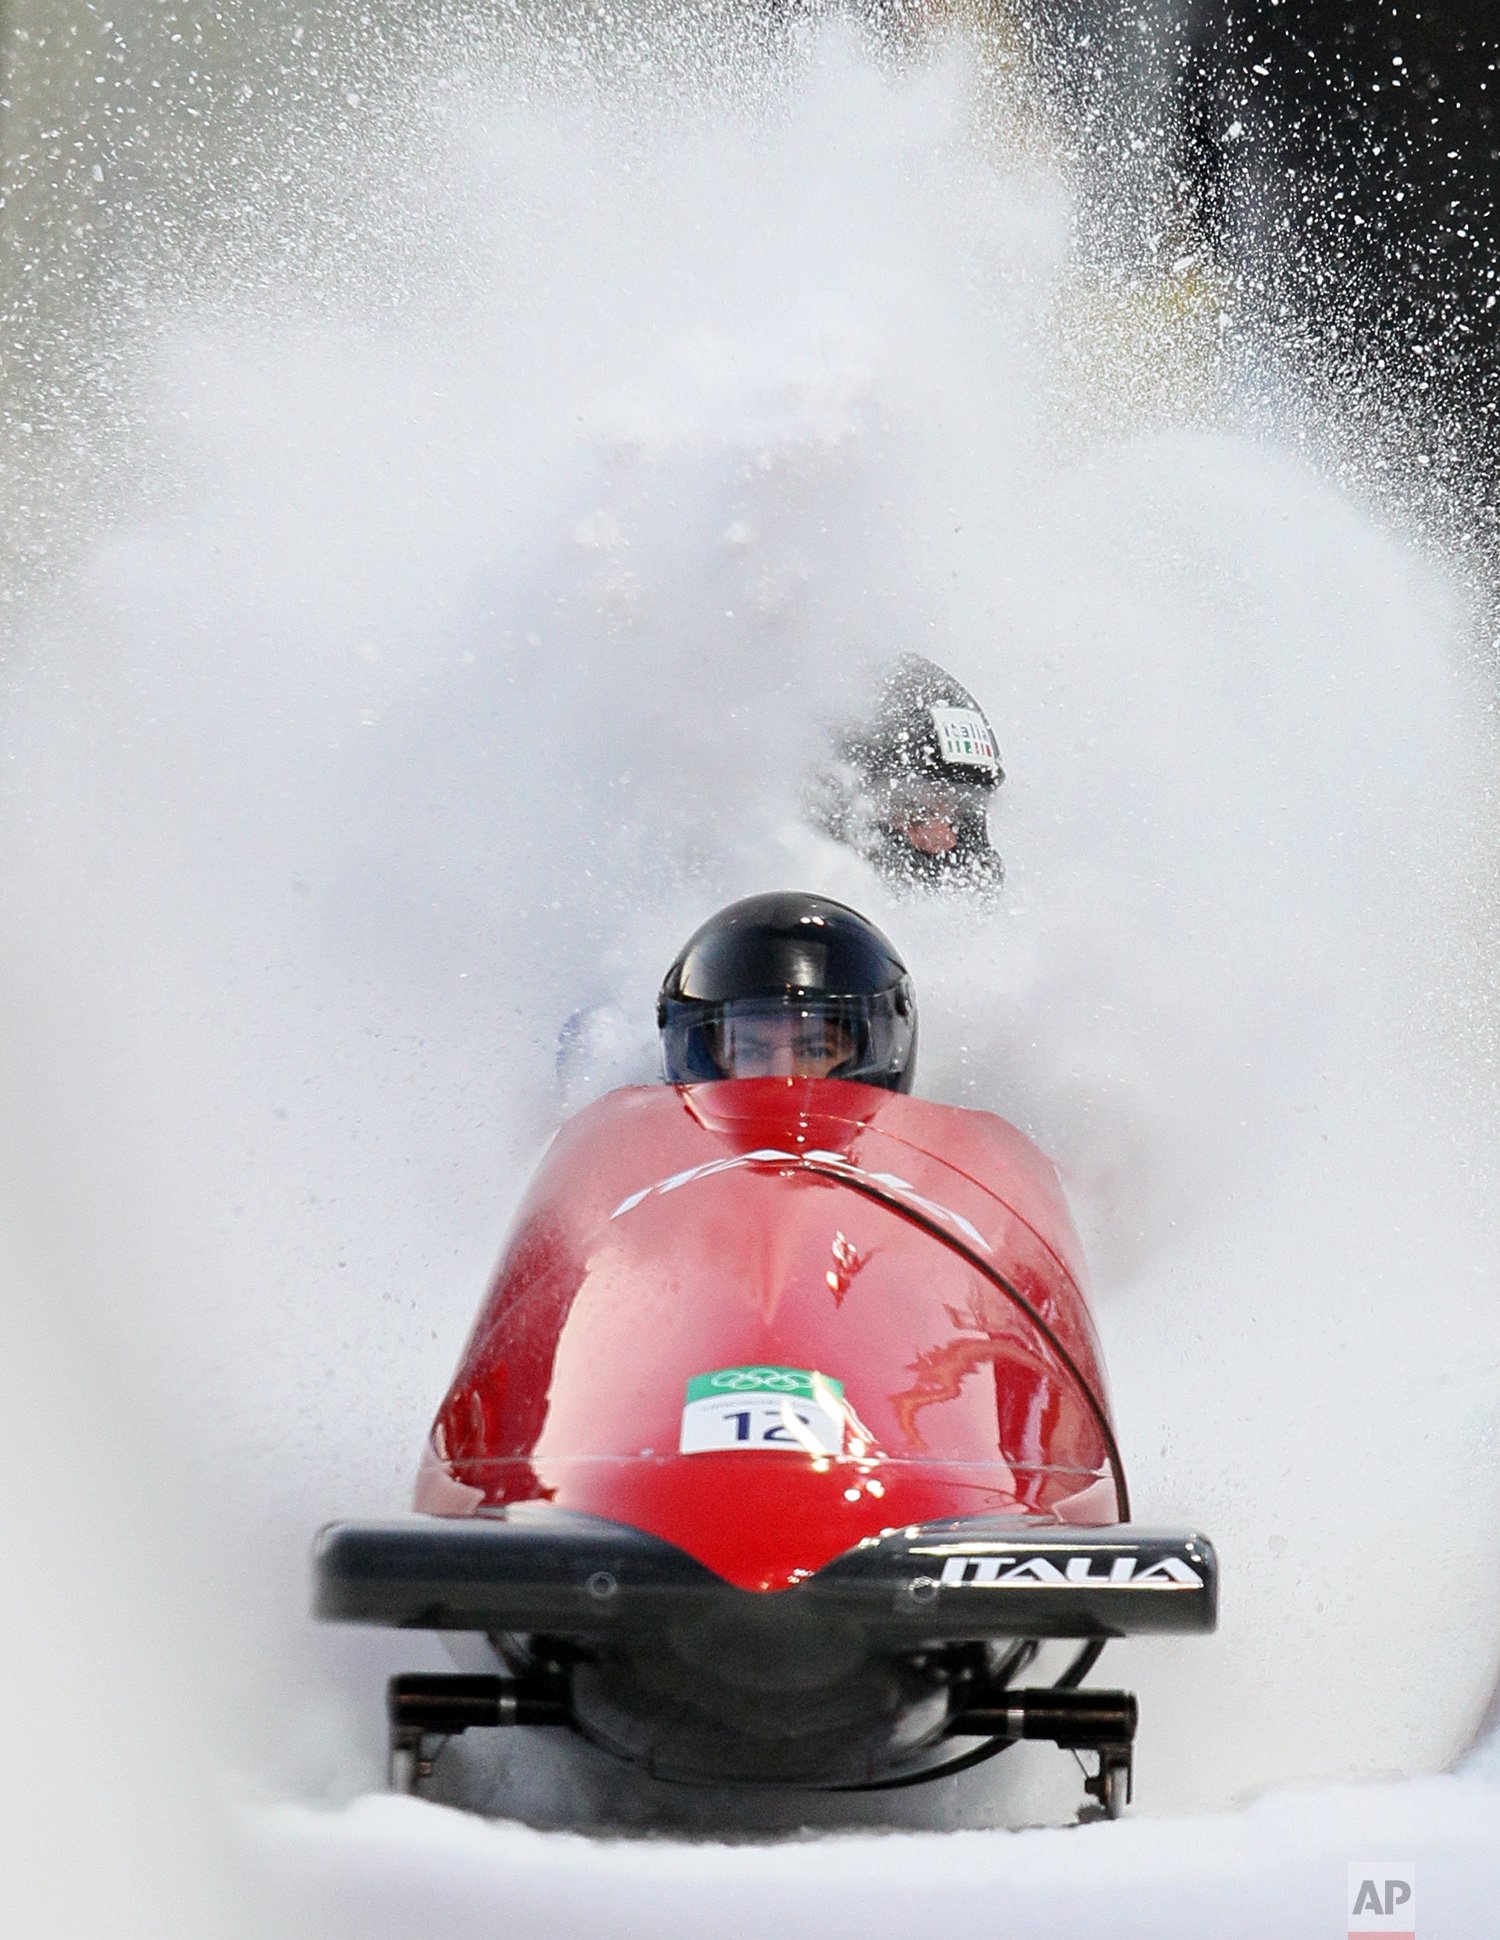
[1179,3,1499,555]
[1041,1,1499,566]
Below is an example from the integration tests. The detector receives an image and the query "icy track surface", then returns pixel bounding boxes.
[3,9,1500,1936]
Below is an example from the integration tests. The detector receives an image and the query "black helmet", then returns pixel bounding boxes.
[810,655,1005,897]
[658,892,917,1093]
[845,654,1004,793]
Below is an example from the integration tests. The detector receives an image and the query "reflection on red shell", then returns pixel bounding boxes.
[419,1079,1123,1591]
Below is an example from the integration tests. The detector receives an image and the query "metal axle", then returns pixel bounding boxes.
[386,1673,569,1792]
[950,1685,1137,1819]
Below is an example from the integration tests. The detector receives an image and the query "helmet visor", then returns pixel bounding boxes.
[661,989,915,1089]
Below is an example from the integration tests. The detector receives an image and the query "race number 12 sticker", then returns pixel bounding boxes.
[679,1366,847,1456]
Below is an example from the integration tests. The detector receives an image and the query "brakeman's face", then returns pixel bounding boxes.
[880,780,967,856]
[898,813,959,856]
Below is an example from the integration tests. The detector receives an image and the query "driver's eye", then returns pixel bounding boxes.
[718,1015,845,1070]
[801,1019,854,1064]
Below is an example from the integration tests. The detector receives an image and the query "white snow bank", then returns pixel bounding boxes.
[249,1779,1500,1940]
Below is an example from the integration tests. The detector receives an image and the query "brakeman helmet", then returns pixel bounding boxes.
[809,655,1005,897]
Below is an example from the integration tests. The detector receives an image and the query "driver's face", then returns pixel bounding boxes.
[716,1011,854,1080]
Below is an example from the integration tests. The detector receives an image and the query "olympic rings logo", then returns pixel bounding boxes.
[708,1368,809,1392]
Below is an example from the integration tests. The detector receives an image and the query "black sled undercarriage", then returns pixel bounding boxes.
[316,1509,1218,1822]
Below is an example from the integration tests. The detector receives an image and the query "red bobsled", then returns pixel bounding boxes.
[316,1076,1215,1815]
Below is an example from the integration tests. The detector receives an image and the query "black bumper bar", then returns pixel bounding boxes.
[315,1509,1216,1641]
